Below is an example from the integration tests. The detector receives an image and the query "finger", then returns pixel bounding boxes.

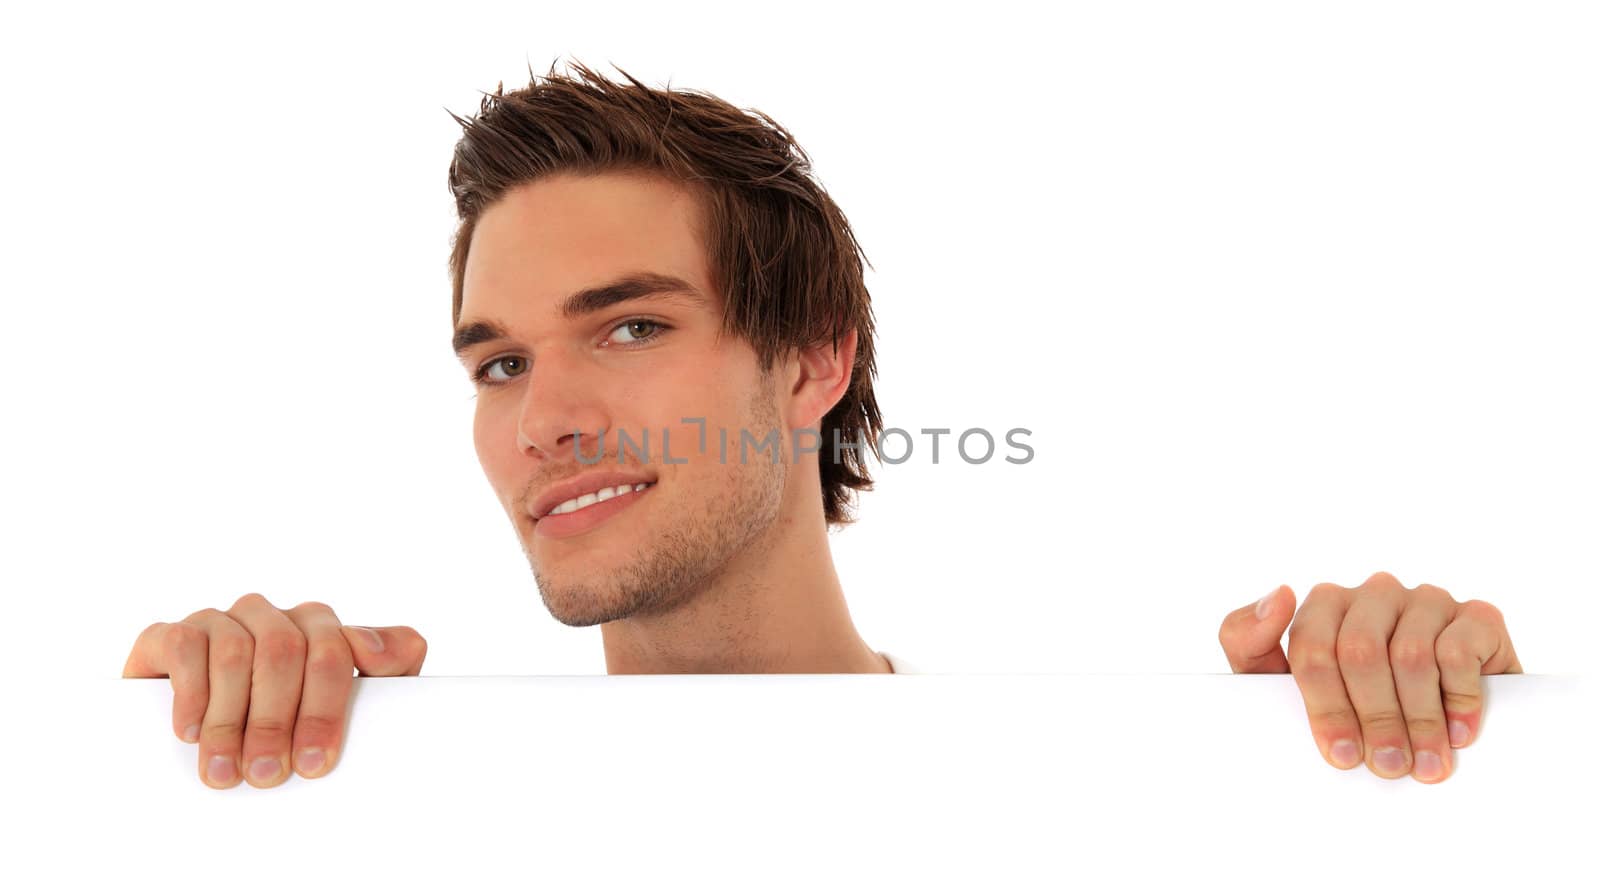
[124,621,210,743]
[1218,585,1295,673]
[341,625,428,677]
[1388,584,1459,784]
[1285,583,1363,770]
[122,622,169,677]
[1436,599,1521,752]
[1336,574,1412,778]
[226,593,306,788]
[181,608,253,789]
[282,602,354,779]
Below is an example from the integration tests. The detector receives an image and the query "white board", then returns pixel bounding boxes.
[13,673,1592,880]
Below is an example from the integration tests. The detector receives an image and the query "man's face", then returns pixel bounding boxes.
[456,171,787,627]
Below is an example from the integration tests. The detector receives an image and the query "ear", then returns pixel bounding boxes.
[783,328,857,432]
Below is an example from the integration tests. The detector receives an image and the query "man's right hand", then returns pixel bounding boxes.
[122,593,427,789]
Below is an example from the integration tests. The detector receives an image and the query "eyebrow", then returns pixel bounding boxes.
[452,271,705,360]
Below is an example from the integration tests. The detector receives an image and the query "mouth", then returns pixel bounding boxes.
[532,481,657,540]
[539,481,656,518]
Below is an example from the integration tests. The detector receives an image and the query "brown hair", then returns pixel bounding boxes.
[445,59,883,526]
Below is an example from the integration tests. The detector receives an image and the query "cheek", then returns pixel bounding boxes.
[623,373,718,434]
[471,404,494,465]
[473,403,520,503]
[681,393,777,467]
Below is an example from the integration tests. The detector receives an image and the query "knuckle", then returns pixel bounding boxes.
[292,600,335,616]
[1307,582,1344,601]
[212,634,255,669]
[293,714,343,741]
[232,592,270,608]
[1461,599,1505,624]
[304,642,353,678]
[1366,578,1406,599]
[1356,708,1407,732]
[1388,638,1437,674]
[1364,570,1403,589]
[1288,644,1338,677]
[1413,582,1456,603]
[254,630,308,668]
[1286,619,1311,646]
[1310,708,1359,730]
[1434,638,1476,670]
[1405,716,1448,740]
[161,622,206,655]
[246,720,295,741]
[202,720,246,742]
[1336,635,1385,669]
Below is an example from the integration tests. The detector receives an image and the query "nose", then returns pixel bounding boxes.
[515,350,611,463]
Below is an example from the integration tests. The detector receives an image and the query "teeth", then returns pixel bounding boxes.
[548,483,652,516]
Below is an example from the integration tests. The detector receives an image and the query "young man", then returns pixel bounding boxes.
[123,61,1521,790]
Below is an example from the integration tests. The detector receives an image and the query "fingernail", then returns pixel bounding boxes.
[207,754,236,785]
[1374,747,1407,774]
[296,747,326,776]
[352,627,385,653]
[248,756,282,783]
[1255,587,1279,620]
[182,724,199,743]
[1414,750,1444,781]
[1449,719,1470,748]
[1330,739,1361,767]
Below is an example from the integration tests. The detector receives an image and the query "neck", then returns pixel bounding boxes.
[598,489,889,674]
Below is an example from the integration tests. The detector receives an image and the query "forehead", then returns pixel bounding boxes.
[461,170,715,318]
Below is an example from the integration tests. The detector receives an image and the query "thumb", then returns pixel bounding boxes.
[340,625,428,677]
[1218,585,1294,673]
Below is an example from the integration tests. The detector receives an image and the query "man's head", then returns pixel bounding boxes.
[445,61,882,627]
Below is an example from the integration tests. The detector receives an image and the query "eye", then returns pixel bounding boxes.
[473,355,528,385]
[604,318,667,347]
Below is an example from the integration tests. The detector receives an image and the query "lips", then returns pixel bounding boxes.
[531,479,654,540]
[527,470,658,520]
[545,480,652,516]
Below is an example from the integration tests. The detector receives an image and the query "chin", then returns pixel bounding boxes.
[535,575,630,628]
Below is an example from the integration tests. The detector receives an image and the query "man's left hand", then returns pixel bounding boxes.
[1218,571,1522,783]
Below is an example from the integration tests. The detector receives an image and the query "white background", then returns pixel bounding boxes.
[2,0,1595,678]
